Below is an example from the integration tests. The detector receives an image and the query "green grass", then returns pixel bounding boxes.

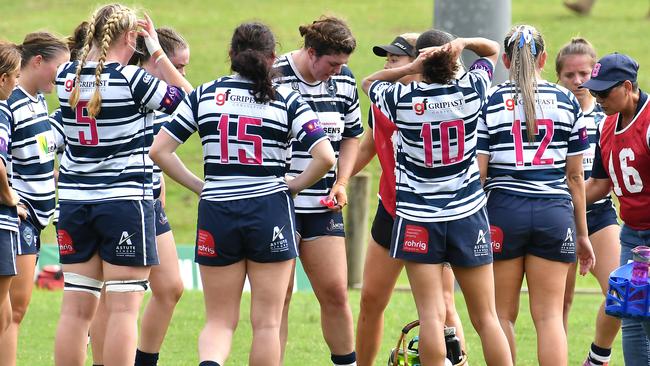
[19,288,620,365]
[1,0,645,364]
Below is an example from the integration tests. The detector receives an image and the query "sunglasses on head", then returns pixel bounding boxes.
[589,81,625,99]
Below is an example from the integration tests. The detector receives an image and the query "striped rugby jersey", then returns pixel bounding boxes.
[152,111,169,199]
[163,74,328,201]
[0,110,18,232]
[0,87,64,229]
[368,58,495,222]
[274,53,363,213]
[582,103,613,213]
[55,61,185,203]
[477,80,589,199]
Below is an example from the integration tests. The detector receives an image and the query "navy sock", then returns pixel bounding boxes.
[331,352,356,366]
[134,349,159,366]
[198,361,220,366]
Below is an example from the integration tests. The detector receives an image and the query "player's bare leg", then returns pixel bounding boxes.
[493,257,525,363]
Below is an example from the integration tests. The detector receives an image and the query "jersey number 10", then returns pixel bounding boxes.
[420,120,465,167]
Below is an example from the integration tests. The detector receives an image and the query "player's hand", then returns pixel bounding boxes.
[285,175,298,197]
[138,13,161,54]
[0,189,20,207]
[576,235,595,276]
[325,181,347,212]
[17,203,28,222]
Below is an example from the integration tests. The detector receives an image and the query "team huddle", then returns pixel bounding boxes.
[0,2,649,366]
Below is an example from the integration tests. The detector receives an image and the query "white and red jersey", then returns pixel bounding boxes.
[371,103,397,217]
[597,97,650,230]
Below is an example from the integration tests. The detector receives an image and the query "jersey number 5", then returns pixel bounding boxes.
[217,114,263,165]
[420,120,465,167]
[75,101,99,146]
[511,119,554,166]
[609,148,643,195]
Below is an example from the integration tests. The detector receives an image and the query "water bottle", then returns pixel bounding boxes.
[444,327,462,364]
[631,246,650,285]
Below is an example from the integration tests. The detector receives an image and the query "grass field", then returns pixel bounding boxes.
[1,0,648,364]
[19,288,616,365]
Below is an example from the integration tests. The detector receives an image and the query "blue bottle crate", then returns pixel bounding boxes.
[606,262,650,319]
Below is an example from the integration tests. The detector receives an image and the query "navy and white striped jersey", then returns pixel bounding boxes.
[0,87,63,229]
[368,58,495,222]
[163,74,328,201]
[55,61,185,203]
[0,111,18,232]
[274,53,363,213]
[152,111,169,199]
[477,80,589,199]
[582,103,613,212]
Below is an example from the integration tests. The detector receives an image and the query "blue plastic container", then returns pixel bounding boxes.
[606,262,650,319]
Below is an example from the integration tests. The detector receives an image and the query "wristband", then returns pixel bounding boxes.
[154,53,166,64]
[143,35,162,56]
[151,48,164,61]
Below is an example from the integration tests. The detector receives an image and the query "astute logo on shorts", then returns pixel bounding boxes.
[116,231,136,258]
[402,225,429,254]
[197,229,217,257]
[270,226,289,253]
[326,219,344,232]
[474,229,490,257]
[490,225,504,253]
[57,229,75,255]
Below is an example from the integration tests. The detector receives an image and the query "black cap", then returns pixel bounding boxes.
[580,53,639,91]
[373,36,416,58]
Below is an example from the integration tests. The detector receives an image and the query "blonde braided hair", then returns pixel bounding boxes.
[504,25,545,143]
[70,4,137,118]
[69,10,98,110]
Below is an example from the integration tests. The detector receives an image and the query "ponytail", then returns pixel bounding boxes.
[230,22,276,103]
[504,25,545,142]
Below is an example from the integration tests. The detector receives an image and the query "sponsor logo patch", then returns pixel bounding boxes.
[57,229,75,255]
[197,229,217,257]
[402,225,429,254]
[490,225,504,253]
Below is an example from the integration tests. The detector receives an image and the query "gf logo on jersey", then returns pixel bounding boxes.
[414,98,429,115]
[490,225,504,253]
[402,225,429,254]
[57,229,76,255]
[197,229,217,257]
[64,79,75,92]
[215,89,232,106]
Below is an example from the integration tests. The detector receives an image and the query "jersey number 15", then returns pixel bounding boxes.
[217,114,263,165]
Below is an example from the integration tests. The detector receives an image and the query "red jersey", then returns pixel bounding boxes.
[372,104,397,217]
[599,98,650,230]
